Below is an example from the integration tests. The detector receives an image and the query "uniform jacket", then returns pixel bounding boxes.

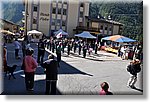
[42,59,58,80]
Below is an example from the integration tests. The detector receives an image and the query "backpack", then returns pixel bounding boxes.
[134,63,141,73]
[127,64,132,72]
[127,63,141,74]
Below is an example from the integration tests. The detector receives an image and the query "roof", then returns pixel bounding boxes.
[85,16,123,26]
[0,18,18,25]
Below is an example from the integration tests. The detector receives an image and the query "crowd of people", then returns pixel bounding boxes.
[2,36,143,95]
[117,44,143,62]
[44,38,99,58]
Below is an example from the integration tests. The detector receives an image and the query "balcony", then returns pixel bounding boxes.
[75,26,101,32]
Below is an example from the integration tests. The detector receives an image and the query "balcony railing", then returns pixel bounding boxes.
[76,26,101,32]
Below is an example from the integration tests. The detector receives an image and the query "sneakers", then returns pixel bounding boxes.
[27,88,34,91]
[127,85,136,89]
[130,85,136,89]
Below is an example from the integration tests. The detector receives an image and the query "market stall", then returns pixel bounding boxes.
[54,29,68,38]
[27,30,43,42]
[0,30,15,43]
[75,31,96,39]
[101,35,136,54]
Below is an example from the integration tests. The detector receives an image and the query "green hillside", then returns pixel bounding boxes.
[89,1,143,42]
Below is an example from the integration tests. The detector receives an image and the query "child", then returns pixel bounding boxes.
[100,82,113,95]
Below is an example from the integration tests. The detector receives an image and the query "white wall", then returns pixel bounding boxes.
[38,2,51,36]
[67,1,79,37]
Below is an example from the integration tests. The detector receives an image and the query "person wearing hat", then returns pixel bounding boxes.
[41,54,58,95]
[23,47,38,91]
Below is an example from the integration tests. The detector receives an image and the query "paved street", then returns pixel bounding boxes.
[2,42,143,95]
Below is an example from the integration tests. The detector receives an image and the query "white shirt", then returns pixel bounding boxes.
[121,47,125,53]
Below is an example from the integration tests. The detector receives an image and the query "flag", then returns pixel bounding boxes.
[56,32,62,38]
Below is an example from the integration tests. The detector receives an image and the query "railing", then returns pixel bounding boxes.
[76,26,101,32]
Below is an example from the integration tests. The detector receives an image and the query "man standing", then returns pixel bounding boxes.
[95,42,98,54]
[37,39,45,64]
[13,38,21,59]
[78,41,82,55]
[67,42,71,55]
[41,54,58,95]
[56,42,62,67]
[83,44,87,58]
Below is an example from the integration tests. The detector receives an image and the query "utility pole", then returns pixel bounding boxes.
[24,0,28,42]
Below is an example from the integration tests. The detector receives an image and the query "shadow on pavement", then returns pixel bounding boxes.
[2,57,93,95]
[132,87,143,92]
[58,60,93,76]
[68,52,104,62]
[2,67,62,95]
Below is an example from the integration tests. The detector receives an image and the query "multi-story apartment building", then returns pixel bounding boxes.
[25,0,123,38]
[25,0,90,37]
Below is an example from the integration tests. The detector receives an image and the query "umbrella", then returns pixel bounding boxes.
[54,29,68,36]
[102,35,136,42]
[27,30,43,42]
[0,30,15,35]
[27,30,43,36]
[75,31,96,39]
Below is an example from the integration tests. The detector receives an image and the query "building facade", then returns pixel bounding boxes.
[25,0,90,37]
[74,16,123,36]
[0,19,20,33]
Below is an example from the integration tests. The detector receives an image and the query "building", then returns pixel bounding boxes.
[25,0,123,38]
[25,0,90,37]
[74,16,123,37]
[0,19,20,33]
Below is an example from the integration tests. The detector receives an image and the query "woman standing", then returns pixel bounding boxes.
[23,48,38,91]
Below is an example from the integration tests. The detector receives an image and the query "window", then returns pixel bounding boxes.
[105,27,108,30]
[33,6,37,12]
[52,8,56,14]
[58,1,62,3]
[80,12,83,17]
[52,0,56,3]
[52,19,56,25]
[109,27,112,31]
[58,8,61,14]
[63,1,67,4]
[80,3,84,7]
[57,19,61,26]
[63,9,67,15]
[79,22,83,26]
[101,26,103,29]
[33,18,37,24]
[62,20,66,26]
[87,22,89,27]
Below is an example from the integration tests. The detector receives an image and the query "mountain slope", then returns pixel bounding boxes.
[1,0,24,24]
[89,1,143,41]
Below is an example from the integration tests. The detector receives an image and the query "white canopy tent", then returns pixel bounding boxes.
[27,30,43,42]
